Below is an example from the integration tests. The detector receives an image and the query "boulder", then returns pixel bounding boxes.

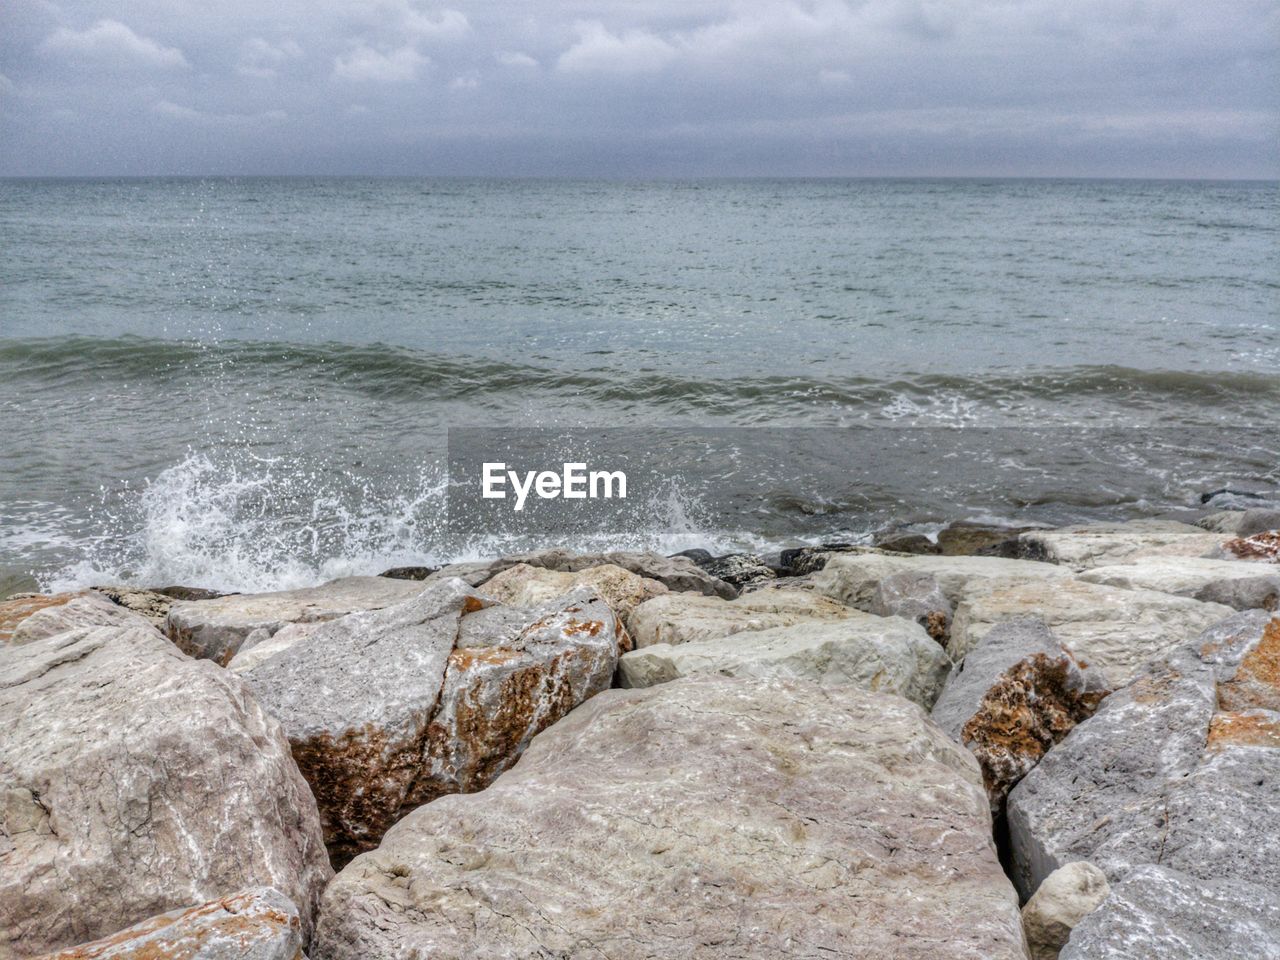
[0,625,332,956]
[628,588,855,648]
[239,579,622,867]
[8,593,153,645]
[32,888,305,960]
[813,553,1071,611]
[617,613,951,708]
[949,579,1234,686]
[694,553,776,589]
[164,576,425,665]
[874,532,942,555]
[868,570,952,643]
[0,592,87,644]
[1239,508,1280,538]
[1078,557,1280,611]
[776,543,866,577]
[1013,520,1225,570]
[1194,510,1245,534]
[932,619,1110,813]
[938,522,1043,556]
[1006,611,1280,901]
[1021,861,1110,960]
[311,676,1028,960]
[1221,530,1280,563]
[1059,865,1280,960]
[477,561,666,631]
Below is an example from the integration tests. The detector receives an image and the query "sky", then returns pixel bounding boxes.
[1,0,1277,178]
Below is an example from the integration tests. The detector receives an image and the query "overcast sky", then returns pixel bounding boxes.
[1,0,1276,178]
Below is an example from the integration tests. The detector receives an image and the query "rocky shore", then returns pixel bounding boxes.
[2,509,1279,958]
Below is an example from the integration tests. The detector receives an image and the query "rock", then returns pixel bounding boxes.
[311,676,1028,960]
[874,532,942,555]
[0,592,88,644]
[1221,529,1280,563]
[1239,508,1280,538]
[1078,557,1280,611]
[239,579,622,867]
[9,593,153,644]
[1194,510,1245,534]
[937,522,1042,556]
[671,547,714,564]
[813,552,1071,611]
[932,619,1110,814]
[432,549,738,599]
[868,570,953,643]
[1200,486,1273,507]
[1006,611,1280,901]
[617,613,951,708]
[1014,520,1226,570]
[1059,865,1280,960]
[628,588,855,648]
[164,576,426,665]
[950,579,1234,686]
[377,565,438,580]
[478,561,666,631]
[0,625,332,955]
[777,543,864,577]
[32,888,306,960]
[694,553,776,589]
[0,572,40,602]
[1022,861,1111,960]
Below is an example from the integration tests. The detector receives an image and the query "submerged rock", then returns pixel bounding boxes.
[0,625,332,956]
[312,676,1027,960]
[1059,865,1280,960]
[239,579,622,866]
[950,578,1233,686]
[1007,611,1280,901]
[1021,862,1110,960]
[32,888,306,960]
[617,612,951,708]
[627,588,855,648]
[164,576,426,665]
[932,618,1110,814]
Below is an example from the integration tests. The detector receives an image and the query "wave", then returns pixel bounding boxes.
[2,335,1276,414]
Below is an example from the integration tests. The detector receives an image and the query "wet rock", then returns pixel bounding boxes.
[813,552,1071,611]
[950,579,1233,686]
[377,565,439,581]
[239,579,622,867]
[937,522,1043,557]
[164,576,426,665]
[1078,556,1280,611]
[0,572,41,601]
[1221,529,1280,563]
[617,613,951,708]
[0,591,88,644]
[670,547,713,564]
[628,588,855,648]
[1013,519,1225,570]
[1199,486,1273,508]
[311,676,1028,960]
[1239,507,1280,538]
[777,543,864,577]
[694,553,776,590]
[32,887,305,960]
[0,625,332,956]
[868,570,953,643]
[874,532,942,555]
[1059,865,1280,960]
[1006,611,1280,901]
[478,561,666,631]
[1194,510,1245,534]
[932,618,1110,814]
[1022,861,1110,960]
[9,592,153,644]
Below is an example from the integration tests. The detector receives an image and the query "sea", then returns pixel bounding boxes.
[1,177,1276,594]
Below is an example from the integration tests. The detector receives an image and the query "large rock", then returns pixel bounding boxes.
[239,579,622,867]
[312,676,1028,960]
[1021,861,1110,960]
[32,888,306,960]
[694,553,777,589]
[813,552,1070,611]
[1078,556,1280,611]
[628,588,855,648]
[1239,508,1280,538]
[7,593,153,645]
[1014,520,1225,570]
[949,579,1234,686]
[868,570,953,642]
[932,619,1109,813]
[0,625,332,956]
[617,613,951,708]
[1222,529,1280,563]
[477,561,666,631]
[432,548,737,598]
[164,576,425,665]
[0,592,87,644]
[1007,611,1280,901]
[1059,865,1280,960]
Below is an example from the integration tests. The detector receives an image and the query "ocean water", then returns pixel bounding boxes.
[1,177,1277,593]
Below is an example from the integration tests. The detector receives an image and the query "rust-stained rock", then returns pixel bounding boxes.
[1222,529,1280,563]
[31,888,305,960]
[0,625,332,957]
[239,579,622,867]
[932,618,1110,814]
[0,592,86,643]
[7,592,153,644]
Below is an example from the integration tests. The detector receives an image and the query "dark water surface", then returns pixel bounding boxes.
[1,177,1276,591]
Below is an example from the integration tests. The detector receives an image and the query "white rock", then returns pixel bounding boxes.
[1079,556,1280,611]
[1016,520,1225,571]
[1021,861,1111,960]
[478,561,666,632]
[628,588,855,648]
